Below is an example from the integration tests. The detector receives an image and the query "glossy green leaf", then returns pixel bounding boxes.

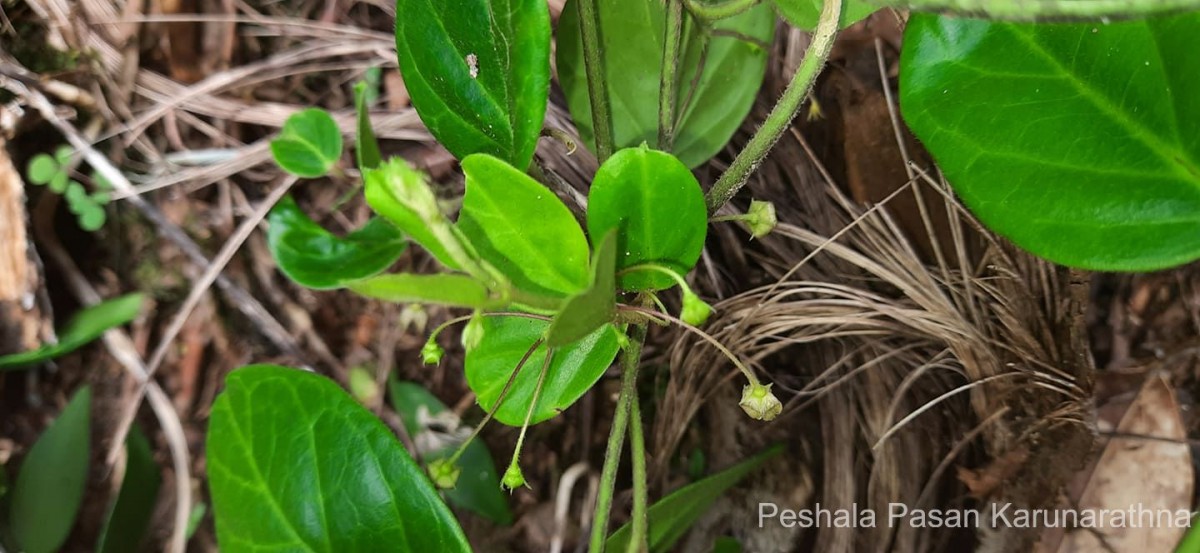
[465,317,620,426]
[394,0,551,169]
[365,159,463,269]
[266,195,406,290]
[773,0,877,30]
[354,81,383,170]
[558,0,773,168]
[586,147,708,291]
[271,108,343,178]
[97,426,161,553]
[900,13,1200,271]
[546,229,617,347]
[348,273,498,308]
[607,446,782,552]
[208,365,470,552]
[458,154,590,297]
[0,293,143,370]
[389,379,513,525]
[11,387,91,553]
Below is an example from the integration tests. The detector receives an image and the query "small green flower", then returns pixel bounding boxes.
[420,339,445,366]
[680,290,713,326]
[427,458,461,490]
[501,462,526,492]
[461,313,485,352]
[739,382,782,421]
[745,200,777,239]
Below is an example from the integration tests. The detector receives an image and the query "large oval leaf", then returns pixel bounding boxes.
[97,426,161,553]
[388,379,513,525]
[207,365,470,552]
[395,0,551,169]
[11,387,91,553]
[267,195,407,290]
[465,317,620,426]
[558,0,774,168]
[586,147,708,291]
[458,154,590,298]
[900,13,1200,271]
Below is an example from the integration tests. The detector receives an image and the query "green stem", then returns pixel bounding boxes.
[620,304,760,387]
[627,394,649,553]
[589,323,648,552]
[659,0,685,151]
[508,349,555,463]
[577,0,615,162]
[705,0,843,215]
[447,339,543,466]
[882,0,1200,19]
[684,0,762,21]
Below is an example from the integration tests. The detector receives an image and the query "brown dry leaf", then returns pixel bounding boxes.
[958,447,1030,500]
[1055,375,1192,553]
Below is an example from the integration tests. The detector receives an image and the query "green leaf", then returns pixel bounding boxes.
[712,537,743,553]
[348,273,499,308]
[365,159,463,270]
[546,229,617,347]
[558,0,774,168]
[900,13,1200,271]
[0,293,144,370]
[267,195,407,290]
[97,426,161,553]
[607,446,782,553]
[77,202,106,232]
[11,387,91,553]
[458,154,590,297]
[465,317,620,426]
[27,154,58,185]
[49,171,69,194]
[586,147,708,291]
[354,81,383,170]
[394,0,551,169]
[388,379,514,525]
[207,365,471,552]
[773,0,877,30]
[271,108,343,178]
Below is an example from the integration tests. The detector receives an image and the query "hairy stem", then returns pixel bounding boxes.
[577,0,615,161]
[881,0,1200,19]
[589,323,648,552]
[627,394,649,553]
[685,0,762,21]
[705,0,843,214]
[659,0,685,151]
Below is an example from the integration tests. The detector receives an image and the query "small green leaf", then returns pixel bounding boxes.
[587,147,708,291]
[546,229,617,347]
[267,195,407,290]
[271,108,343,178]
[365,159,463,269]
[900,13,1200,271]
[0,293,144,369]
[77,203,106,231]
[465,317,620,426]
[11,387,92,553]
[558,0,774,168]
[208,365,471,552]
[354,81,383,170]
[49,171,70,194]
[97,426,161,553]
[458,154,590,297]
[389,378,514,525]
[348,273,498,308]
[27,154,58,185]
[53,145,73,165]
[394,0,551,169]
[607,446,782,552]
[773,0,877,30]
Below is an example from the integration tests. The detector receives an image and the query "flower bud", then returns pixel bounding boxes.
[461,313,485,352]
[501,462,526,492]
[348,366,379,405]
[681,290,713,327]
[746,200,777,239]
[739,382,782,421]
[420,339,445,366]
[427,458,461,490]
